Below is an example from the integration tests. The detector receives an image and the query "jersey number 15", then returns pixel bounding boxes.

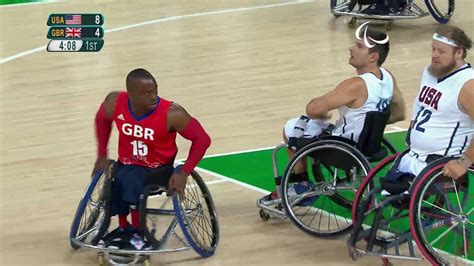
[131,140,148,156]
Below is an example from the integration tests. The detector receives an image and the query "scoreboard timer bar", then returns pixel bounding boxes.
[47,14,104,26]
[47,39,104,52]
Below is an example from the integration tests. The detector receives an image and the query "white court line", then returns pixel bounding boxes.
[201,178,228,186]
[0,0,310,64]
[388,126,406,132]
[195,166,270,194]
[184,127,408,161]
[0,46,47,64]
[176,162,267,194]
[200,146,276,159]
[186,127,408,190]
[0,0,63,8]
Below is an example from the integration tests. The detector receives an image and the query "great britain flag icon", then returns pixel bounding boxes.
[65,27,82,38]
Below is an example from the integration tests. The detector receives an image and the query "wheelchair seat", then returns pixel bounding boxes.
[296,107,391,162]
[356,107,391,161]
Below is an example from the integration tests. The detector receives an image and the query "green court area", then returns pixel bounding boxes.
[0,0,43,5]
[197,131,473,261]
[197,131,408,192]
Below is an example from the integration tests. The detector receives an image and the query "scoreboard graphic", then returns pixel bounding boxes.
[46,14,104,52]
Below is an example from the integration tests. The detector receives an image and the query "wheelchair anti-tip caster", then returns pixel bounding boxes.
[259,209,270,222]
[381,258,392,266]
[98,253,104,266]
[348,247,358,261]
[143,258,151,266]
[348,17,357,28]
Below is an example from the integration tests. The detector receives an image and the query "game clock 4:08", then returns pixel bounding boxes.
[47,40,104,52]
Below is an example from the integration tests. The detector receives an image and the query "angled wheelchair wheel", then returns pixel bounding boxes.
[424,0,455,24]
[281,140,371,237]
[173,171,219,257]
[410,158,473,265]
[69,170,112,249]
[347,153,413,252]
[351,153,400,223]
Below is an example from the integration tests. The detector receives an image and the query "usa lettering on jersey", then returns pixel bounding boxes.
[418,85,442,110]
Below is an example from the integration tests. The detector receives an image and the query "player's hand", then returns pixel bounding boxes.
[168,170,189,197]
[443,159,468,179]
[287,137,298,150]
[92,156,112,177]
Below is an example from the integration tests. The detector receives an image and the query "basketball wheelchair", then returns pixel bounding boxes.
[69,162,219,265]
[257,109,398,238]
[347,151,473,265]
[330,0,455,30]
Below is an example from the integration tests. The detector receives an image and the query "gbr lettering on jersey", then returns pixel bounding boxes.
[121,123,154,157]
[122,123,154,140]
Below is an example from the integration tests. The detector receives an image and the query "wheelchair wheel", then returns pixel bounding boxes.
[410,158,473,265]
[330,0,353,14]
[424,0,455,24]
[281,140,371,237]
[351,153,399,223]
[173,171,219,257]
[69,170,111,249]
[139,184,173,249]
[347,153,412,252]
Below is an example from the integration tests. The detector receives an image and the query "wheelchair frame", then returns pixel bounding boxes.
[347,153,473,265]
[69,166,219,266]
[330,0,455,30]
[257,136,397,237]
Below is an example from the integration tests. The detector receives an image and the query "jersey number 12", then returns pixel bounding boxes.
[413,106,432,133]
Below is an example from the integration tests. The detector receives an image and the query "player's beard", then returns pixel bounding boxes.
[429,58,457,78]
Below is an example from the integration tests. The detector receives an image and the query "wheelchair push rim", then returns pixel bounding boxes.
[173,171,219,257]
[281,140,371,237]
[410,159,473,265]
[70,170,111,249]
[351,153,399,223]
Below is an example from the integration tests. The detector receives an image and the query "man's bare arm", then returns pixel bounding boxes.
[306,77,366,119]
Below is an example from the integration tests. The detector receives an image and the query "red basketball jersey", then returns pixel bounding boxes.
[113,92,177,168]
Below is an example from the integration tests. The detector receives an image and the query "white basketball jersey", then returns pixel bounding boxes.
[332,68,394,142]
[409,64,474,156]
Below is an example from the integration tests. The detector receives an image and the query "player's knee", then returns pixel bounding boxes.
[283,117,298,139]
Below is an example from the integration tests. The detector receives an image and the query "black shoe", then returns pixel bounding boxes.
[361,4,388,15]
[102,226,137,249]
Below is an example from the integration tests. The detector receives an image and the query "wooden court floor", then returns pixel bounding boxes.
[1,0,473,265]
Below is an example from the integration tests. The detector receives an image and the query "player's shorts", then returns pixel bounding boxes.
[284,116,330,139]
[397,150,444,177]
[111,161,174,215]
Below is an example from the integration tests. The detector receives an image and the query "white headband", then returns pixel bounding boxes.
[432,33,459,47]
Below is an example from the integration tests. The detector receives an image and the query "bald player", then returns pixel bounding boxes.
[93,68,211,250]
